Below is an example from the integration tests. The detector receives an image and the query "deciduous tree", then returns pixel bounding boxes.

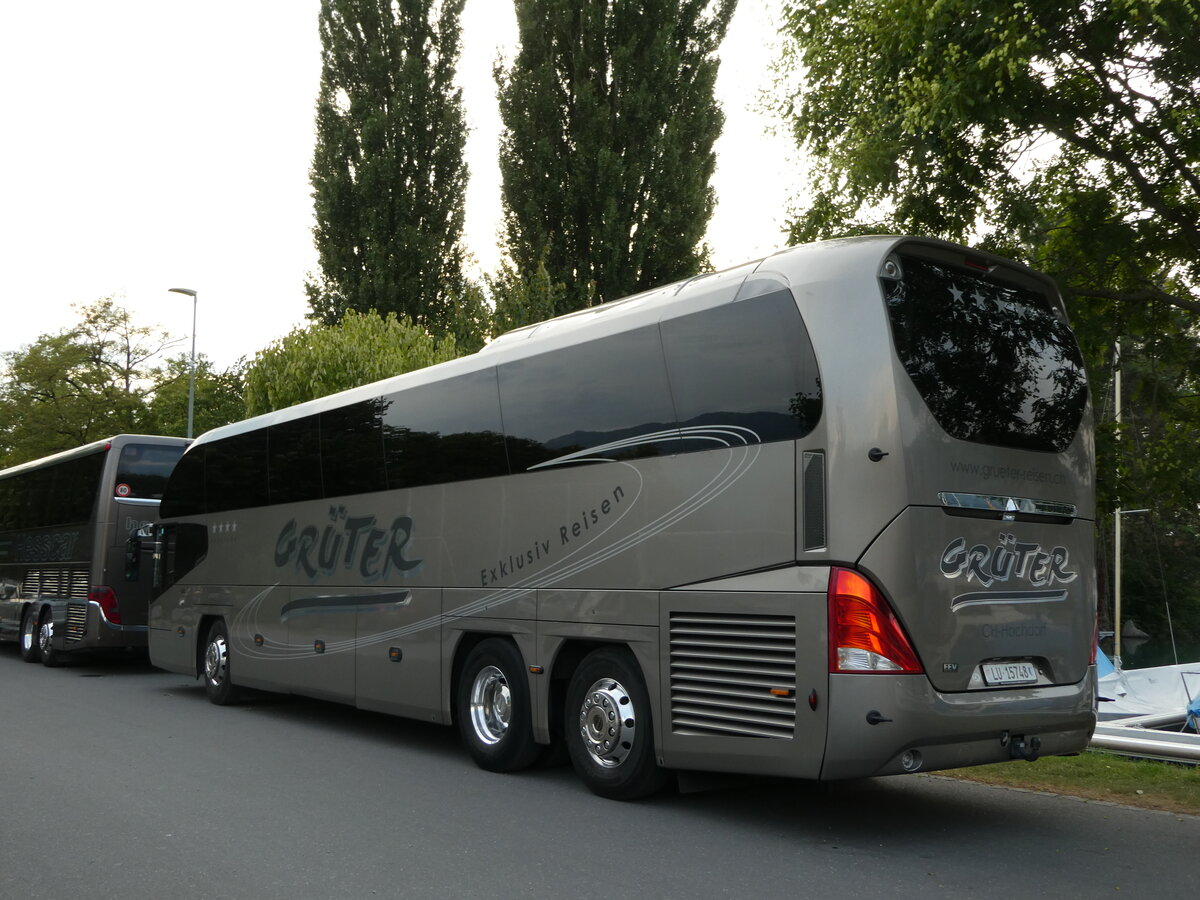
[242,310,459,416]
[0,299,177,465]
[776,0,1199,318]
[775,0,1200,639]
[146,354,246,438]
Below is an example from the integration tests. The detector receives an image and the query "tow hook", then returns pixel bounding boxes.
[1002,731,1042,762]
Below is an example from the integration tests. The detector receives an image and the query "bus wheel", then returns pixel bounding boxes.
[19,607,42,663]
[565,647,668,801]
[202,620,240,706]
[37,609,64,668]
[457,638,540,773]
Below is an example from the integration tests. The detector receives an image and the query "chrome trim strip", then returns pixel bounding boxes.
[938,492,1076,520]
[114,497,161,507]
[950,589,1068,611]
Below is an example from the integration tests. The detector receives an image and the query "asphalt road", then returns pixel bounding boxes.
[1,644,1195,900]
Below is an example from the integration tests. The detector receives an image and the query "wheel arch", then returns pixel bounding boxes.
[195,613,223,679]
[545,639,660,751]
[20,600,46,627]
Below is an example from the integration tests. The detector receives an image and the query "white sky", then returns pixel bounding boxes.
[1,0,800,370]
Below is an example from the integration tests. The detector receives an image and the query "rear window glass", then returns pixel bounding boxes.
[883,255,1087,453]
[114,443,186,500]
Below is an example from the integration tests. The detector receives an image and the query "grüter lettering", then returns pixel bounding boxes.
[940,533,1076,589]
[275,507,421,581]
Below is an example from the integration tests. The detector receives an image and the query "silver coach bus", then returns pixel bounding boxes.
[148,237,1096,799]
[0,435,189,665]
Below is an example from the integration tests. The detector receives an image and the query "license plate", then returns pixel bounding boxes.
[982,661,1038,685]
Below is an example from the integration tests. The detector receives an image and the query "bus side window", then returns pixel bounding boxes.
[157,523,209,591]
[269,415,323,505]
[381,368,508,490]
[321,400,388,499]
[206,432,268,513]
[160,446,206,519]
[497,326,680,472]
[660,289,823,447]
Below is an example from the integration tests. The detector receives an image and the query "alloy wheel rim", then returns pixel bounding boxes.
[579,677,636,768]
[469,665,511,745]
[205,636,229,686]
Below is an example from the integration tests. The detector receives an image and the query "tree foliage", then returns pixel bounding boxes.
[778,0,1198,313]
[0,300,171,464]
[242,310,459,417]
[0,300,244,466]
[497,0,735,315]
[776,0,1200,639]
[146,354,247,439]
[488,257,565,336]
[307,0,470,340]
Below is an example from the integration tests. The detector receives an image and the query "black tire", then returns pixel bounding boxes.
[37,608,64,668]
[456,638,540,773]
[19,607,42,663]
[565,646,668,801]
[202,620,240,706]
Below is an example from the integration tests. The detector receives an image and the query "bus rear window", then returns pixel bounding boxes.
[882,255,1087,453]
[115,443,187,500]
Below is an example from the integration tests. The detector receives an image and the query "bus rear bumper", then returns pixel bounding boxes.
[819,668,1097,780]
[50,600,148,652]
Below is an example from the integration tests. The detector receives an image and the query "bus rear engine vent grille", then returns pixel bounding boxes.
[669,612,797,739]
[22,568,90,601]
[65,603,88,644]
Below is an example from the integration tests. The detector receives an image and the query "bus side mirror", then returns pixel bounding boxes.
[153,524,168,591]
[124,536,141,582]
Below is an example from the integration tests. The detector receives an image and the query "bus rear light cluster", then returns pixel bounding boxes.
[828,567,923,674]
[89,586,121,625]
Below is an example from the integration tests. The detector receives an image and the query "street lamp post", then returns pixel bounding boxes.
[168,288,198,439]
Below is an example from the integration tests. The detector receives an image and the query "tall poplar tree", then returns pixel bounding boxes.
[307,0,468,336]
[497,0,736,315]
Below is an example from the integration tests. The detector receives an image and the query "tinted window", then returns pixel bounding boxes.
[160,446,205,518]
[269,416,323,505]
[206,431,268,513]
[115,443,186,500]
[0,451,105,530]
[498,327,680,472]
[382,369,508,489]
[159,523,208,590]
[51,453,106,526]
[883,255,1087,452]
[661,289,822,447]
[321,400,388,498]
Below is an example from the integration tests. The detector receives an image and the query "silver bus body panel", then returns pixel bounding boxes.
[857,509,1095,693]
[149,236,1096,782]
[0,434,188,653]
[657,585,829,778]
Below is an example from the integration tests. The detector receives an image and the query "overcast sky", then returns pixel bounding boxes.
[1,0,800,370]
